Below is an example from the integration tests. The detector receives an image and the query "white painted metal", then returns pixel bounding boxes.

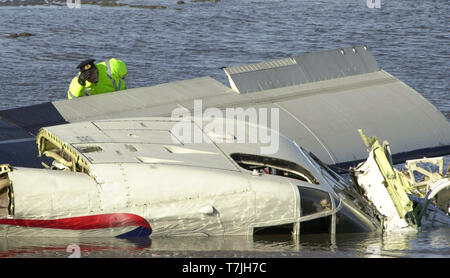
[354,150,411,231]
[9,167,100,219]
[2,117,381,237]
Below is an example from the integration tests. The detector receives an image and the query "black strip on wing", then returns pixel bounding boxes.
[0,102,67,168]
[0,140,49,168]
[0,102,68,135]
[330,145,450,173]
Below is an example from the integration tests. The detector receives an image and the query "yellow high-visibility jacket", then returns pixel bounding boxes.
[67,58,127,99]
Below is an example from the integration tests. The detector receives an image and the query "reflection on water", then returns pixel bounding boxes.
[1,227,448,257]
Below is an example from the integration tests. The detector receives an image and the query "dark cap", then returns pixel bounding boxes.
[77,59,96,72]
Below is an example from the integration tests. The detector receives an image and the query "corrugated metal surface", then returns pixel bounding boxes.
[224,57,297,75]
[224,45,379,94]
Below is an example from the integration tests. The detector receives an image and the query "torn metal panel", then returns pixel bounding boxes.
[37,128,92,174]
[405,157,446,197]
[355,130,417,230]
[416,178,450,221]
[410,193,450,228]
[0,164,12,217]
[353,130,450,231]
[354,150,412,231]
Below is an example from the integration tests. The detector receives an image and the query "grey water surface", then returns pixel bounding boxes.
[0,0,448,258]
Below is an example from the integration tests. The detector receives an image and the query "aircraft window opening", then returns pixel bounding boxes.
[298,187,332,216]
[230,153,320,184]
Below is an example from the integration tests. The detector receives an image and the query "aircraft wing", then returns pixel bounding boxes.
[1,46,449,169]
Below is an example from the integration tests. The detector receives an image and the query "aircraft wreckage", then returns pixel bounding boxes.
[0,46,449,238]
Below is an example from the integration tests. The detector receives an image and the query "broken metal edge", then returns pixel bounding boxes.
[36,128,91,176]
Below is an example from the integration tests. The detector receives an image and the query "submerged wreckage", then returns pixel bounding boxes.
[0,46,449,238]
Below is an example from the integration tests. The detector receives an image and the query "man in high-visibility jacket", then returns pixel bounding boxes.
[67,58,127,99]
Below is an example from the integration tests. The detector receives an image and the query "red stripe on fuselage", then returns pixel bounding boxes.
[0,213,151,230]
